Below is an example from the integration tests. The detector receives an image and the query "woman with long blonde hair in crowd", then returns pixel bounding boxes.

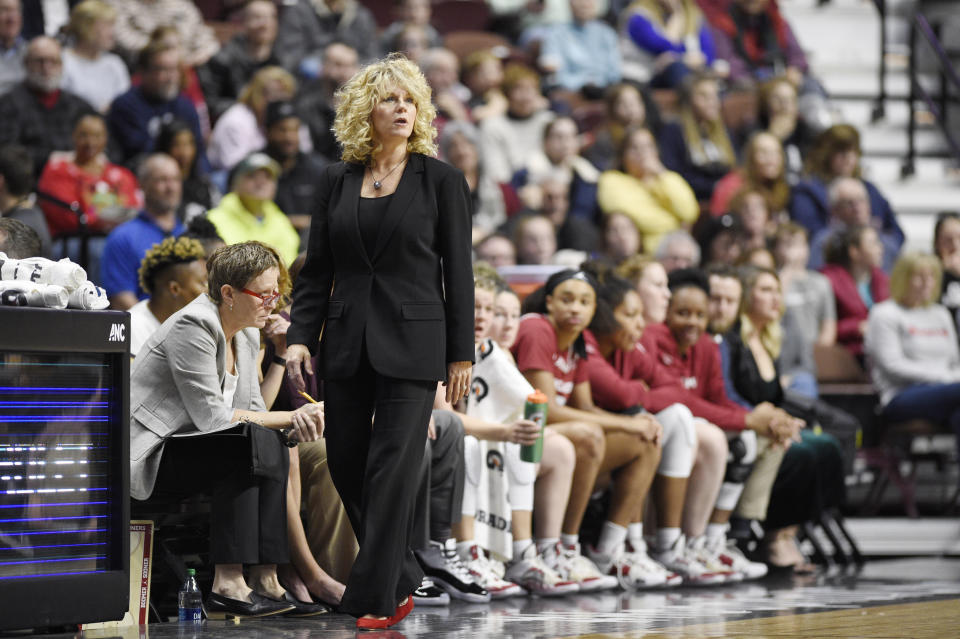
[656,71,736,201]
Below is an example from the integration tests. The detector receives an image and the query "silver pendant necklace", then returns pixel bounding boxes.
[371,155,408,190]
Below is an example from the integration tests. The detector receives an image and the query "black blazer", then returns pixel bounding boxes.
[287,153,475,381]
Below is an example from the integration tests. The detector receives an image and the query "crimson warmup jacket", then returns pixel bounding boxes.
[638,323,749,431]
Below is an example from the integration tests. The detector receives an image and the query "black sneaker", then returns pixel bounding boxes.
[412,578,450,606]
[416,539,491,603]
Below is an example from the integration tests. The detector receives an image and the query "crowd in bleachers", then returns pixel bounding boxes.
[3,0,960,614]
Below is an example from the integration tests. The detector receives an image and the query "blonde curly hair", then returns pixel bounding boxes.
[333,53,438,164]
[138,236,206,296]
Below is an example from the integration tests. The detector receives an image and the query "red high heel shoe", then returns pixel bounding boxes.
[356,596,414,630]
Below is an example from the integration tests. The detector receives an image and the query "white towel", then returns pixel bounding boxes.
[0,253,87,291]
[0,280,69,308]
[67,281,110,310]
[465,339,536,561]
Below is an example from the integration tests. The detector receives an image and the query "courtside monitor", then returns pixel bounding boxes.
[0,308,130,630]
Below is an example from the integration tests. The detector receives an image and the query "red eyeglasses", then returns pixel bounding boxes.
[241,288,281,306]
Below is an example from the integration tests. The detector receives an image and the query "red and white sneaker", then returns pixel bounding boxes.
[588,541,679,589]
[541,542,619,593]
[705,535,768,580]
[504,544,579,596]
[460,544,525,599]
[688,535,740,582]
[627,540,683,588]
[651,534,728,586]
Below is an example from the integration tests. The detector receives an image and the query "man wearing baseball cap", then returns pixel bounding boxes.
[205,151,300,265]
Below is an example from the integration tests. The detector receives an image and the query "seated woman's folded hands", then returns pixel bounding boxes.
[289,402,324,442]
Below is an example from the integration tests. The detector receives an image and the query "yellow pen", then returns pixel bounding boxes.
[298,390,319,404]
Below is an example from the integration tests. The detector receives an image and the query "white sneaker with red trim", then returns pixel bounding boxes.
[652,534,729,586]
[460,544,525,599]
[541,542,618,592]
[504,544,579,596]
[587,541,678,589]
[705,534,768,580]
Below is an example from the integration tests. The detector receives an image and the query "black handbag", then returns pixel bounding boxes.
[242,420,290,482]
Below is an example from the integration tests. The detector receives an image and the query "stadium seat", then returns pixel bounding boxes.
[443,30,512,64]
[432,0,491,35]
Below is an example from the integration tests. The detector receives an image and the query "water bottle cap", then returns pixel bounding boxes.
[187,568,196,576]
[527,389,548,404]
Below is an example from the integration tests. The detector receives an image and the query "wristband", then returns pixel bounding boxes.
[273,354,287,367]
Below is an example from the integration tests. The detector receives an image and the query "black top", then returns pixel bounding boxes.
[271,150,329,217]
[657,120,733,201]
[286,154,476,382]
[358,193,393,264]
[295,79,339,161]
[0,83,95,176]
[198,35,284,122]
[724,319,784,407]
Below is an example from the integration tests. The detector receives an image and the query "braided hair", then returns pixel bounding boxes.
[137,236,206,297]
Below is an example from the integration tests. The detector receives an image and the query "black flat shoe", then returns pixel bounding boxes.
[277,579,342,613]
[204,591,295,619]
[277,591,333,617]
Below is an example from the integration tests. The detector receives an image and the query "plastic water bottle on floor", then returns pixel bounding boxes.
[178,568,203,622]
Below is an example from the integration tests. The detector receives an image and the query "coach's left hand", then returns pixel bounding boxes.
[445,361,473,404]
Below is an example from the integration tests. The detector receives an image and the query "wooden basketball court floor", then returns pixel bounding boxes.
[60,558,960,639]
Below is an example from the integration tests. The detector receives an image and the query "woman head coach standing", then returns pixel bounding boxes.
[284,54,475,630]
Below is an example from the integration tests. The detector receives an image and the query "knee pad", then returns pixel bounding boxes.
[655,404,697,478]
[724,429,757,485]
[504,443,535,511]
[715,481,745,511]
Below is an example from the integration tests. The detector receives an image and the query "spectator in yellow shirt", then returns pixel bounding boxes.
[597,126,699,255]
[206,152,299,265]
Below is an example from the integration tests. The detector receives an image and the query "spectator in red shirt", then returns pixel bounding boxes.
[709,131,790,220]
[38,112,140,238]
[820,224,889,360]
[513,269,674,588]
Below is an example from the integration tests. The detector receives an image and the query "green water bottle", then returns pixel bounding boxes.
[520,390,548,463]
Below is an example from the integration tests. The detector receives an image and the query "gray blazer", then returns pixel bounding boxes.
[130,294,266,500]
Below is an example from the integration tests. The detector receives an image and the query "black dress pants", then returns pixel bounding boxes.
[324,354,435,617]
[783,391,860,474]
[764,431,845,529]
[150,425,289,565]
